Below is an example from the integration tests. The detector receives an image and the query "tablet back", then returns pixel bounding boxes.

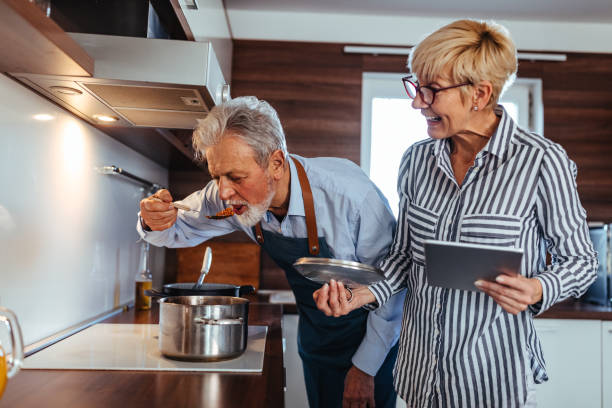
[424,240,523,291]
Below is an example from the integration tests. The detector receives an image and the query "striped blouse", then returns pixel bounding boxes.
[369,106,597,407]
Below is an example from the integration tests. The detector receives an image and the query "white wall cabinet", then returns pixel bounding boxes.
[603,321,612,408]
[282,316,610,408]
[534,319,602,408]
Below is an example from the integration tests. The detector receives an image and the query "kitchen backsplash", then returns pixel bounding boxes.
[0,74,168,346]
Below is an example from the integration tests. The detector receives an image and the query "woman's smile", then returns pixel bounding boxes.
[424,114,442,124]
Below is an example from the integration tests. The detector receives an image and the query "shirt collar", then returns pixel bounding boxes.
[263,156,305,223]
[483,104,516,158]
[433,136,446,158]
[285,156,305,217]
[432,104,516,159]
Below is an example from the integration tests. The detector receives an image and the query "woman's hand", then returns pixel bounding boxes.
[475,273,543,315]
[313,279,376,317]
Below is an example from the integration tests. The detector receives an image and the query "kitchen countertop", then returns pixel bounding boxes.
[3,294,609,407]
[258,289,612,320]
[538,299,612,320]
[0,301,285,408]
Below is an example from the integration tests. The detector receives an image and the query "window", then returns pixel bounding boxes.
[361,72,543,217]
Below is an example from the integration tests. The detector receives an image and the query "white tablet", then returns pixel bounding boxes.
[424,240,524,291]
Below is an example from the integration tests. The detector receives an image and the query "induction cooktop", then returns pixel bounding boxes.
[23,323,267,373]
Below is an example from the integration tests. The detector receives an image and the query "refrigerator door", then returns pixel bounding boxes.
[583,224,609,305]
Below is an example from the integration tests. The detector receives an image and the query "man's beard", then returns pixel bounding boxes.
[228,177,275,227]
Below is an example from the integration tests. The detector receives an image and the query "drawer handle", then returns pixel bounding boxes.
[536,327,559,333]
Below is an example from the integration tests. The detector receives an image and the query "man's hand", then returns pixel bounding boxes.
[343,365,375,408]
[475,273,543,315]
[139,189,177,231]
[313,279,376,317]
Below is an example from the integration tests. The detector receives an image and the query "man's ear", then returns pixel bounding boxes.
[268,150,286,180]
[473,80,494,110]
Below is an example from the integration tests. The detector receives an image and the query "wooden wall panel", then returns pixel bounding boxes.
[231,41,364,164]
[176,241,261,289]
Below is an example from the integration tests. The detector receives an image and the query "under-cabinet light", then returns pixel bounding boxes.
[33,114,55,121]
[93,114,119,123]
[50,86,83,96]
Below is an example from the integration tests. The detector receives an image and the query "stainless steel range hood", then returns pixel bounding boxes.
[9,33,230,129]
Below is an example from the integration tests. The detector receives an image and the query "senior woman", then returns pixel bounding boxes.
[314,19,597,408]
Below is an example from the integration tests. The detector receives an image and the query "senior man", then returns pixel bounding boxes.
[138,96,404,408]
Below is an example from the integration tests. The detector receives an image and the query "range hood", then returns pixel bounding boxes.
[9,33,230,129]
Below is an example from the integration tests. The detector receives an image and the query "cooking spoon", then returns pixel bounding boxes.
[171,202,233,219]
[149,197,199,212]
[170,202,199,212]
[193,246,213,290]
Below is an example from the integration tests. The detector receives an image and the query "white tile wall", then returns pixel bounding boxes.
[0,74,168,346]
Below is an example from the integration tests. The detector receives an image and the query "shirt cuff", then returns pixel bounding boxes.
[136,214,152,239]
[351,336,391,377]
[528,273,561,315]
[367,280,394,310]
[141,216,151,231]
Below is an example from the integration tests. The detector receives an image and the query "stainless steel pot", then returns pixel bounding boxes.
[158,296,249,361]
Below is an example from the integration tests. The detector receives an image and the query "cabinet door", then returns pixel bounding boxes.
[534,319,601,408]
[282,314,309,408]
[603,321,612,408]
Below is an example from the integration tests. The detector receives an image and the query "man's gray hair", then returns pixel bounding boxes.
[192,96,288,166]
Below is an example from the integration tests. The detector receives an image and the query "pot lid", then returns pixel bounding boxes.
[292,257,385,287]
[164,283,239,290]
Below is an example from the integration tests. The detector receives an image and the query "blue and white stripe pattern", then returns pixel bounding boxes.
[369,105,597,407]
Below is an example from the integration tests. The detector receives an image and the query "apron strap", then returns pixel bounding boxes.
[292,157,320,256]
[254,156,320,256]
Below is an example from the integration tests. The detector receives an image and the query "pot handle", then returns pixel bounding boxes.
[238,285,256,296]
[193,317,244,325]
[144,289,167,298]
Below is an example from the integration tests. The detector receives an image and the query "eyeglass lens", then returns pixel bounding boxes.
[403,79,433,104]
[418,88,434,104]
[403,80,417,98]
[403,81,416,99]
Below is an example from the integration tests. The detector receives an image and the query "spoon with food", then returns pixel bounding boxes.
[151,197,234,219]
[206,207,235,219]
[174,203,235,219]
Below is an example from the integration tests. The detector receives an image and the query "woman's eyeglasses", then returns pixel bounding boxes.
[402,77,472,105]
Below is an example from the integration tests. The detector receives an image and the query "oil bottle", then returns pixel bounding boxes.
[135,241,153,310]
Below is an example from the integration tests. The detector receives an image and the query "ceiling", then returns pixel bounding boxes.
[224,0,612,24]
[180,0,612,56]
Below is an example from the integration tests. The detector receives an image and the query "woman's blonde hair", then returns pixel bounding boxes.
[409,19,517,109]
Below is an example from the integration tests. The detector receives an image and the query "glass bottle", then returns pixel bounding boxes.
[135,241,153,310]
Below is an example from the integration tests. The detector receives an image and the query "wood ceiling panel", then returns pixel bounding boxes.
[0,0,93,76]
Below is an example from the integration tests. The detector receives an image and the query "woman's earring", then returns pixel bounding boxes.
[473,106,479,111]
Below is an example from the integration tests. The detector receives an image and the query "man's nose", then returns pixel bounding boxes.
[217,178,234,201]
